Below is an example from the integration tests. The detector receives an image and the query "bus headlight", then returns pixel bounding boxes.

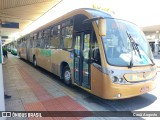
[110,76,127,84]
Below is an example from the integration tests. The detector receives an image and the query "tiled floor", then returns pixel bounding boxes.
[3,55,90,120]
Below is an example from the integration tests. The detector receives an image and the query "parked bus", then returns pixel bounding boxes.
[17,8,157,99]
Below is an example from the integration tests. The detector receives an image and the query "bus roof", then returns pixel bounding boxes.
[17,8,113,40]
[83,8,113,18]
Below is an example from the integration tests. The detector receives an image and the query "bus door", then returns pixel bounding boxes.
[74,31,91,89]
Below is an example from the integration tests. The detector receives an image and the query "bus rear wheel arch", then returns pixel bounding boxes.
[63,65,72,86]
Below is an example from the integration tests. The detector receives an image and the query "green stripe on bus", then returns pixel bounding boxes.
[40,49,51,56]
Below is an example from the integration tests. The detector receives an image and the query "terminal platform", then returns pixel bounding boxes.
[2,54,160,120]
[3,54,94,120]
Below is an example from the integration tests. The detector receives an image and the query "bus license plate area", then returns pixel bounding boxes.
[140,86,149,93]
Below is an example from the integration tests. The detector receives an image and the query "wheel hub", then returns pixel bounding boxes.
[64,71,70,81]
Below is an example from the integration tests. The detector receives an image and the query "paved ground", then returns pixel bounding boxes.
[2,53,160,120]
[3,54,90,120]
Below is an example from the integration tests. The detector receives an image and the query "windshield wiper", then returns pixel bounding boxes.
[150,58,155,65]
[126,32,141,58]
[126,32,142,68]
[129,59,133,68]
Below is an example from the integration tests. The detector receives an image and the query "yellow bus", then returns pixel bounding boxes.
[17,8,157,99]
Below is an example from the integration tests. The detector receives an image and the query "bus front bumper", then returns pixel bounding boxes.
[106,79,157,99]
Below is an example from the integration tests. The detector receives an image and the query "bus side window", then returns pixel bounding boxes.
[62,26,73,49]
[30,36,33,48]
[36,32,41,48]
[40,31,45,49]
[44,29,50,49]
[50,25,60,49]
[91,33,101,65]
[33,33,37,48]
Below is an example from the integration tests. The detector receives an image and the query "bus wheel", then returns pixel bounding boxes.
[63,66,72,85]
[33,57,37,67]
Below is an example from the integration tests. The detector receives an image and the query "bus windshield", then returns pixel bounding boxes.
[102,18,153,67]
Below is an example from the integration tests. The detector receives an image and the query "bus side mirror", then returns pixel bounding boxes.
[92,48,100,62]
[98,18,106,36]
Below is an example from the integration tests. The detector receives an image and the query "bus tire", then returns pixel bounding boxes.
[63,66,72,86]
[33,57,37,67]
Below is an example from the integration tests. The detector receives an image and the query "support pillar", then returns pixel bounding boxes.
[0,21,6,117]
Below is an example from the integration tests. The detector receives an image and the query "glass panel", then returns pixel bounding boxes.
[82,33,90,85]
[44,29,50,48]
[83,34,90,59]
[62,26,73,48]
[38,31,44,48]
[40,38,45,49]
[30,39,33,48]
[102,18,153,67]
[91,32,101,65]
[75,36,80,55]
[74,58,79,81]
[83,62,89,84]
[33,33,37,48]
[50,25,60,48]
[36,32,42,48]
[74,35,81,82]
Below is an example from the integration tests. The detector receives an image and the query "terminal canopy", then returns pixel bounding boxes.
[0,0,62,44]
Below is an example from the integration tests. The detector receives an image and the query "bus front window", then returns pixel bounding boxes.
[102,18,153,67]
